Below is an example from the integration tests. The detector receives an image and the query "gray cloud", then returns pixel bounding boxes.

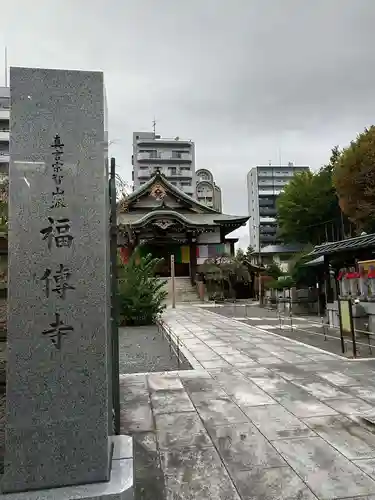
[2,0,375,247]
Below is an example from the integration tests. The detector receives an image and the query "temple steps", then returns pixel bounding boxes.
[161,277,200,304]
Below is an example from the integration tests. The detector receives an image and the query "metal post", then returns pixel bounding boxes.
[349,303,357,359]
[289,310,293,331]
[316,282,321,319]
[109,157,120,435]
[322,317,327,341]
[171,254,176,309]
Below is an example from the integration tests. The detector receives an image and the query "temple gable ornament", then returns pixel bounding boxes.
[150,183,166,200]
[153,219,174,230]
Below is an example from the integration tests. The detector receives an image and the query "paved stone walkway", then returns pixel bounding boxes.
[120,306,375,500]
[212,302,375,358]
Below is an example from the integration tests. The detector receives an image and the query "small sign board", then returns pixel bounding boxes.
[338,298,357,357]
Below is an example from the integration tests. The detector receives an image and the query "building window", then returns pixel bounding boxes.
[172,151,182,159]
[169,167,177,175]
[149,150,157,159]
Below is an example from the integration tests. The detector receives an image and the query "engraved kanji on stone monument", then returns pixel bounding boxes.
[40,216,74,249]
[42,312,74,350]
[40,264,75,299]
[50,134,66,207]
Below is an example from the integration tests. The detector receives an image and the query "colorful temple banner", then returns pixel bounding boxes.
[197,244,226,259]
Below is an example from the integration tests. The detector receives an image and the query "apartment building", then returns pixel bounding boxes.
[0,87,9,182]
[132,131,196,198]
[247,162,310,252]
[196,168,222,212]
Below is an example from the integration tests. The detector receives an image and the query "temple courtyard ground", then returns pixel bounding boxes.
[121,305,375,500]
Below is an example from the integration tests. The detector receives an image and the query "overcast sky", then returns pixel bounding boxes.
[2,1,374,248]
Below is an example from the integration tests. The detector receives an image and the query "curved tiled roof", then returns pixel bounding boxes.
[309,233,375,257]
[127,170,219,213]
[117,209,248,228]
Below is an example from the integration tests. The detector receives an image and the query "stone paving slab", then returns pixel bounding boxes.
[119,306,375,499]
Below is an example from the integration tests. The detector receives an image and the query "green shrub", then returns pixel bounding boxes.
[118,249,167,326]
[265,276,295,291]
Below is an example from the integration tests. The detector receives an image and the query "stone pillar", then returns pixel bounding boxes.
[3,67,133,498]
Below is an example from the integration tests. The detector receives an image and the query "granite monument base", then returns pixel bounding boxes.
[0,436,134,500]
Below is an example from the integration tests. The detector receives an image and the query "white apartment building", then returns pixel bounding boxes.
[132,131,196,198]
[247,162,310,252]
[0,87,9,181]
[196,168,222,212]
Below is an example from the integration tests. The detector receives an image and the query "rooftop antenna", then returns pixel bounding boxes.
[4,47,7,87]
[278,147,282,167]
[152,117,157,138]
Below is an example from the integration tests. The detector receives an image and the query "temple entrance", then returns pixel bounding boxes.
[140,242,190,277]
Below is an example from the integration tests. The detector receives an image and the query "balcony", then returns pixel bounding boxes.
[137,137,192,147]
[0,152,9,163]
[258,198,275,207]
[0,130,9,142]
[259,207,277,216]
[259,217,276,224]
[138,166,192,178]
[258,188,282,196]
[260,234,276,243]
[260,225,277,235]
[0,109,9,120]
[137,151,192,162]
[138,169,151,179]
[168,169,193,178]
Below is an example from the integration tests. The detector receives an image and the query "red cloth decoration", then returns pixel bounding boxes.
[346,272,360,279]
[337,271,344,281]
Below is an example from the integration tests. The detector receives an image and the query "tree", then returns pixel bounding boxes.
[277,162,341,245]
[235,247,245,263]
[288,247,318,287]
[265,261,284,280]
[265,276,295,291]
[117,249,167,326]
[200,255,250,300]
[245,245,255,261]
[333,126,375,231]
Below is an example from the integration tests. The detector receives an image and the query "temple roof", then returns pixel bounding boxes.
[309,233,375,257]
[125,170,219,213]
[118,209,248,228]
[117,170,249,233]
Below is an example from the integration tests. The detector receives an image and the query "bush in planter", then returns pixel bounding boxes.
[118,249,167,326]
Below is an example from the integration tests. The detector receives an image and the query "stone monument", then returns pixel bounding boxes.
[1,67,133,499]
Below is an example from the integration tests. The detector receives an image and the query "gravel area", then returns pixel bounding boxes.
[119,325,191,374]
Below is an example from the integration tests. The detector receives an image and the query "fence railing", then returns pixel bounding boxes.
[156,317,185,368]
[210,299,375,359]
